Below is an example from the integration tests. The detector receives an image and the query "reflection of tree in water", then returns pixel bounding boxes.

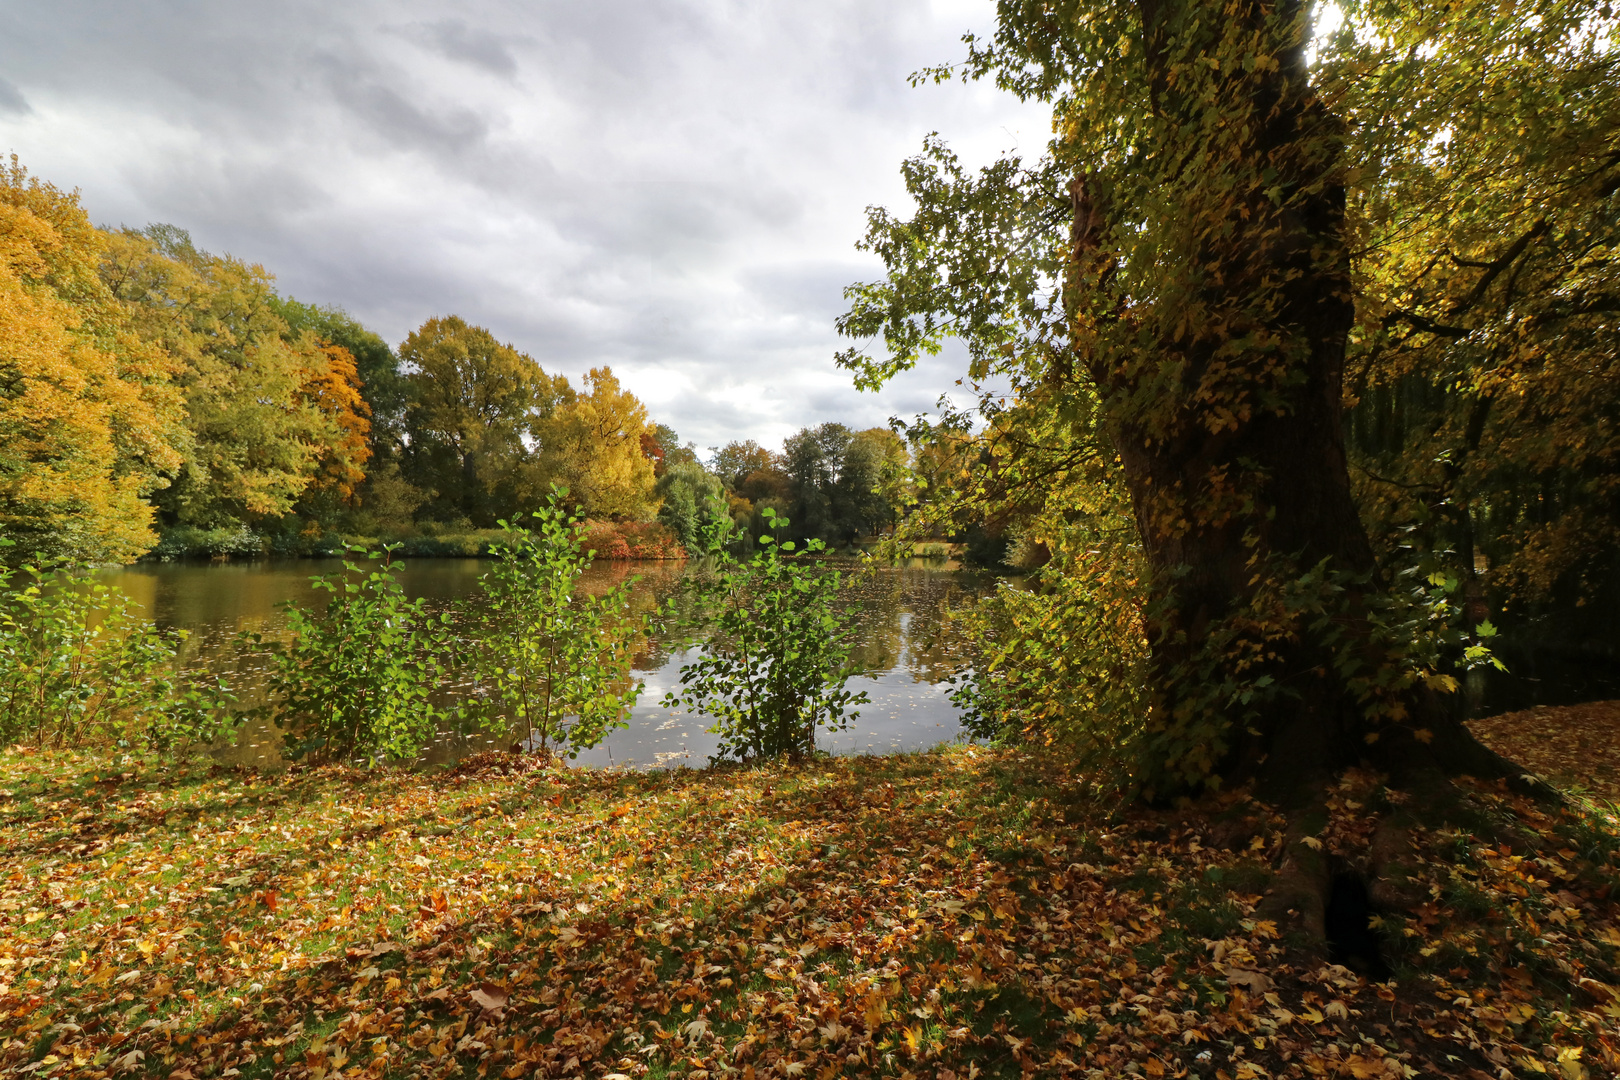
[837,568,1001,683]
[571,559,689,672]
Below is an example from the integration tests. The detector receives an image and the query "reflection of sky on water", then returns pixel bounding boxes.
[567,647,968,770]
[101,558,999,770]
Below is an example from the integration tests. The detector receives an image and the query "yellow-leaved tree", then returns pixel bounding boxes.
[0,159,185,562]
[99,225,370,532]
[538,367,660,520]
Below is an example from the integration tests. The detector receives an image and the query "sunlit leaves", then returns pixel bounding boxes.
[6,736,1620,1076]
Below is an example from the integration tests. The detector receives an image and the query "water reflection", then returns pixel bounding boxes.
[101,559,997,770]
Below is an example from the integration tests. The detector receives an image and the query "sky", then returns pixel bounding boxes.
[0,0,1050,453]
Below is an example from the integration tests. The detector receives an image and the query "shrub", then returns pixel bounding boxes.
[0,551,235,753]
[147,524,264,560]
[257,547,472,764]
[579,519,684,560]
[474,489,646,757]
[663,509,867,761]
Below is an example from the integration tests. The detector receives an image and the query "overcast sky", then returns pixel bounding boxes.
[0,0,1049,453]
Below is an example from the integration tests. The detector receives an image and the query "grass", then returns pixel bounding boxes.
[4,742,1620,1078]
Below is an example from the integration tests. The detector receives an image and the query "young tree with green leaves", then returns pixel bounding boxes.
[263,548,468,764]
[475,488,646,758]
[664,509,867,762]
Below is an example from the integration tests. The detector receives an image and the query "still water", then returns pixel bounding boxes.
[101,559,998,770]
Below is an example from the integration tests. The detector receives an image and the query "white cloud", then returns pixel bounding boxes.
[0,0,1048,450]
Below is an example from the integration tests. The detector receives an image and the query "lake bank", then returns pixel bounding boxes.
[98,559,1001,770]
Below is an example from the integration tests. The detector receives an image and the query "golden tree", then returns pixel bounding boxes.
[0,159,184,562]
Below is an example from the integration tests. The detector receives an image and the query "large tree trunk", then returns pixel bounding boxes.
[1088,0,1509,801]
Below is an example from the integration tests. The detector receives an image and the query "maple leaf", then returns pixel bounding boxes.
[470,983,509,1013]
[1224,967,1273,994]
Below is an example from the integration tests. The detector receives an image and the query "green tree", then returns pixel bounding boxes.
[842,427,910,538]
[475,489,646,757]
[655,460,728,552]
[399,316,570,526]
[838,0,1521,800]
[780,424,907,544]
[783,423,854,542]
[664,509,867,761]
[710,440,778,491]
[262,548,467,764]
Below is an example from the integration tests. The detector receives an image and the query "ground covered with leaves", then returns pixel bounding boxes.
[1471,702,1620,804]
[3,711,1620,1079]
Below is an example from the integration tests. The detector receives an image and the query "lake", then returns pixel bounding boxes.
[101,558,1000,769]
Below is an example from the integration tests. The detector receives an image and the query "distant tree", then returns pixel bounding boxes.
[536,367,660,521]
[710,440,777,490]
[782,423,854,541]
[648,423,699,474]
[655,461,727,551]
[272,298,406,461]
[399,316,569,527]
[842,428,910,537]
[101,225,370,534]
[0,160,185,562]
[779,423,907,544]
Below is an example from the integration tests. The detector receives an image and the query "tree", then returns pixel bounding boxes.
[710,440,777,490]
[399,316,569,526]
[101,225,369,533]
[475,490,645,757]
[647,423,700,474]
[655,460,728,551]
[838,0,1522,800]
[779,424,907,545]
[269,297,420,535]
[843,427,910,537]
[1336,0,1620,690]
[782,423,854,542]
[536,367,660,521]
[0,160,185,562]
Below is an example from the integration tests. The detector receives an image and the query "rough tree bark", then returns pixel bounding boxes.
[1080,0,1513,802]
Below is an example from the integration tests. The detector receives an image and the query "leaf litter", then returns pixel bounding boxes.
[1,707,1619,1078]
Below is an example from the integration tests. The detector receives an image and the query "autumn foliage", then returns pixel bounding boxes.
[6,723,1620,1079]
[0,159,184,562]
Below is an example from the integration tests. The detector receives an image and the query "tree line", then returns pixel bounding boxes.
[0,157,936,564]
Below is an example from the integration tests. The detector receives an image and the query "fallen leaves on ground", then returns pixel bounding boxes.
[1,730,1618,1079]
[1471,700,1620,802]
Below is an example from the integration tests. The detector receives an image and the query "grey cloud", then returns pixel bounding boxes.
[0,0,1049,449]
[403,19,519,78]
[0,77,30,115]
[317,52,491,156]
